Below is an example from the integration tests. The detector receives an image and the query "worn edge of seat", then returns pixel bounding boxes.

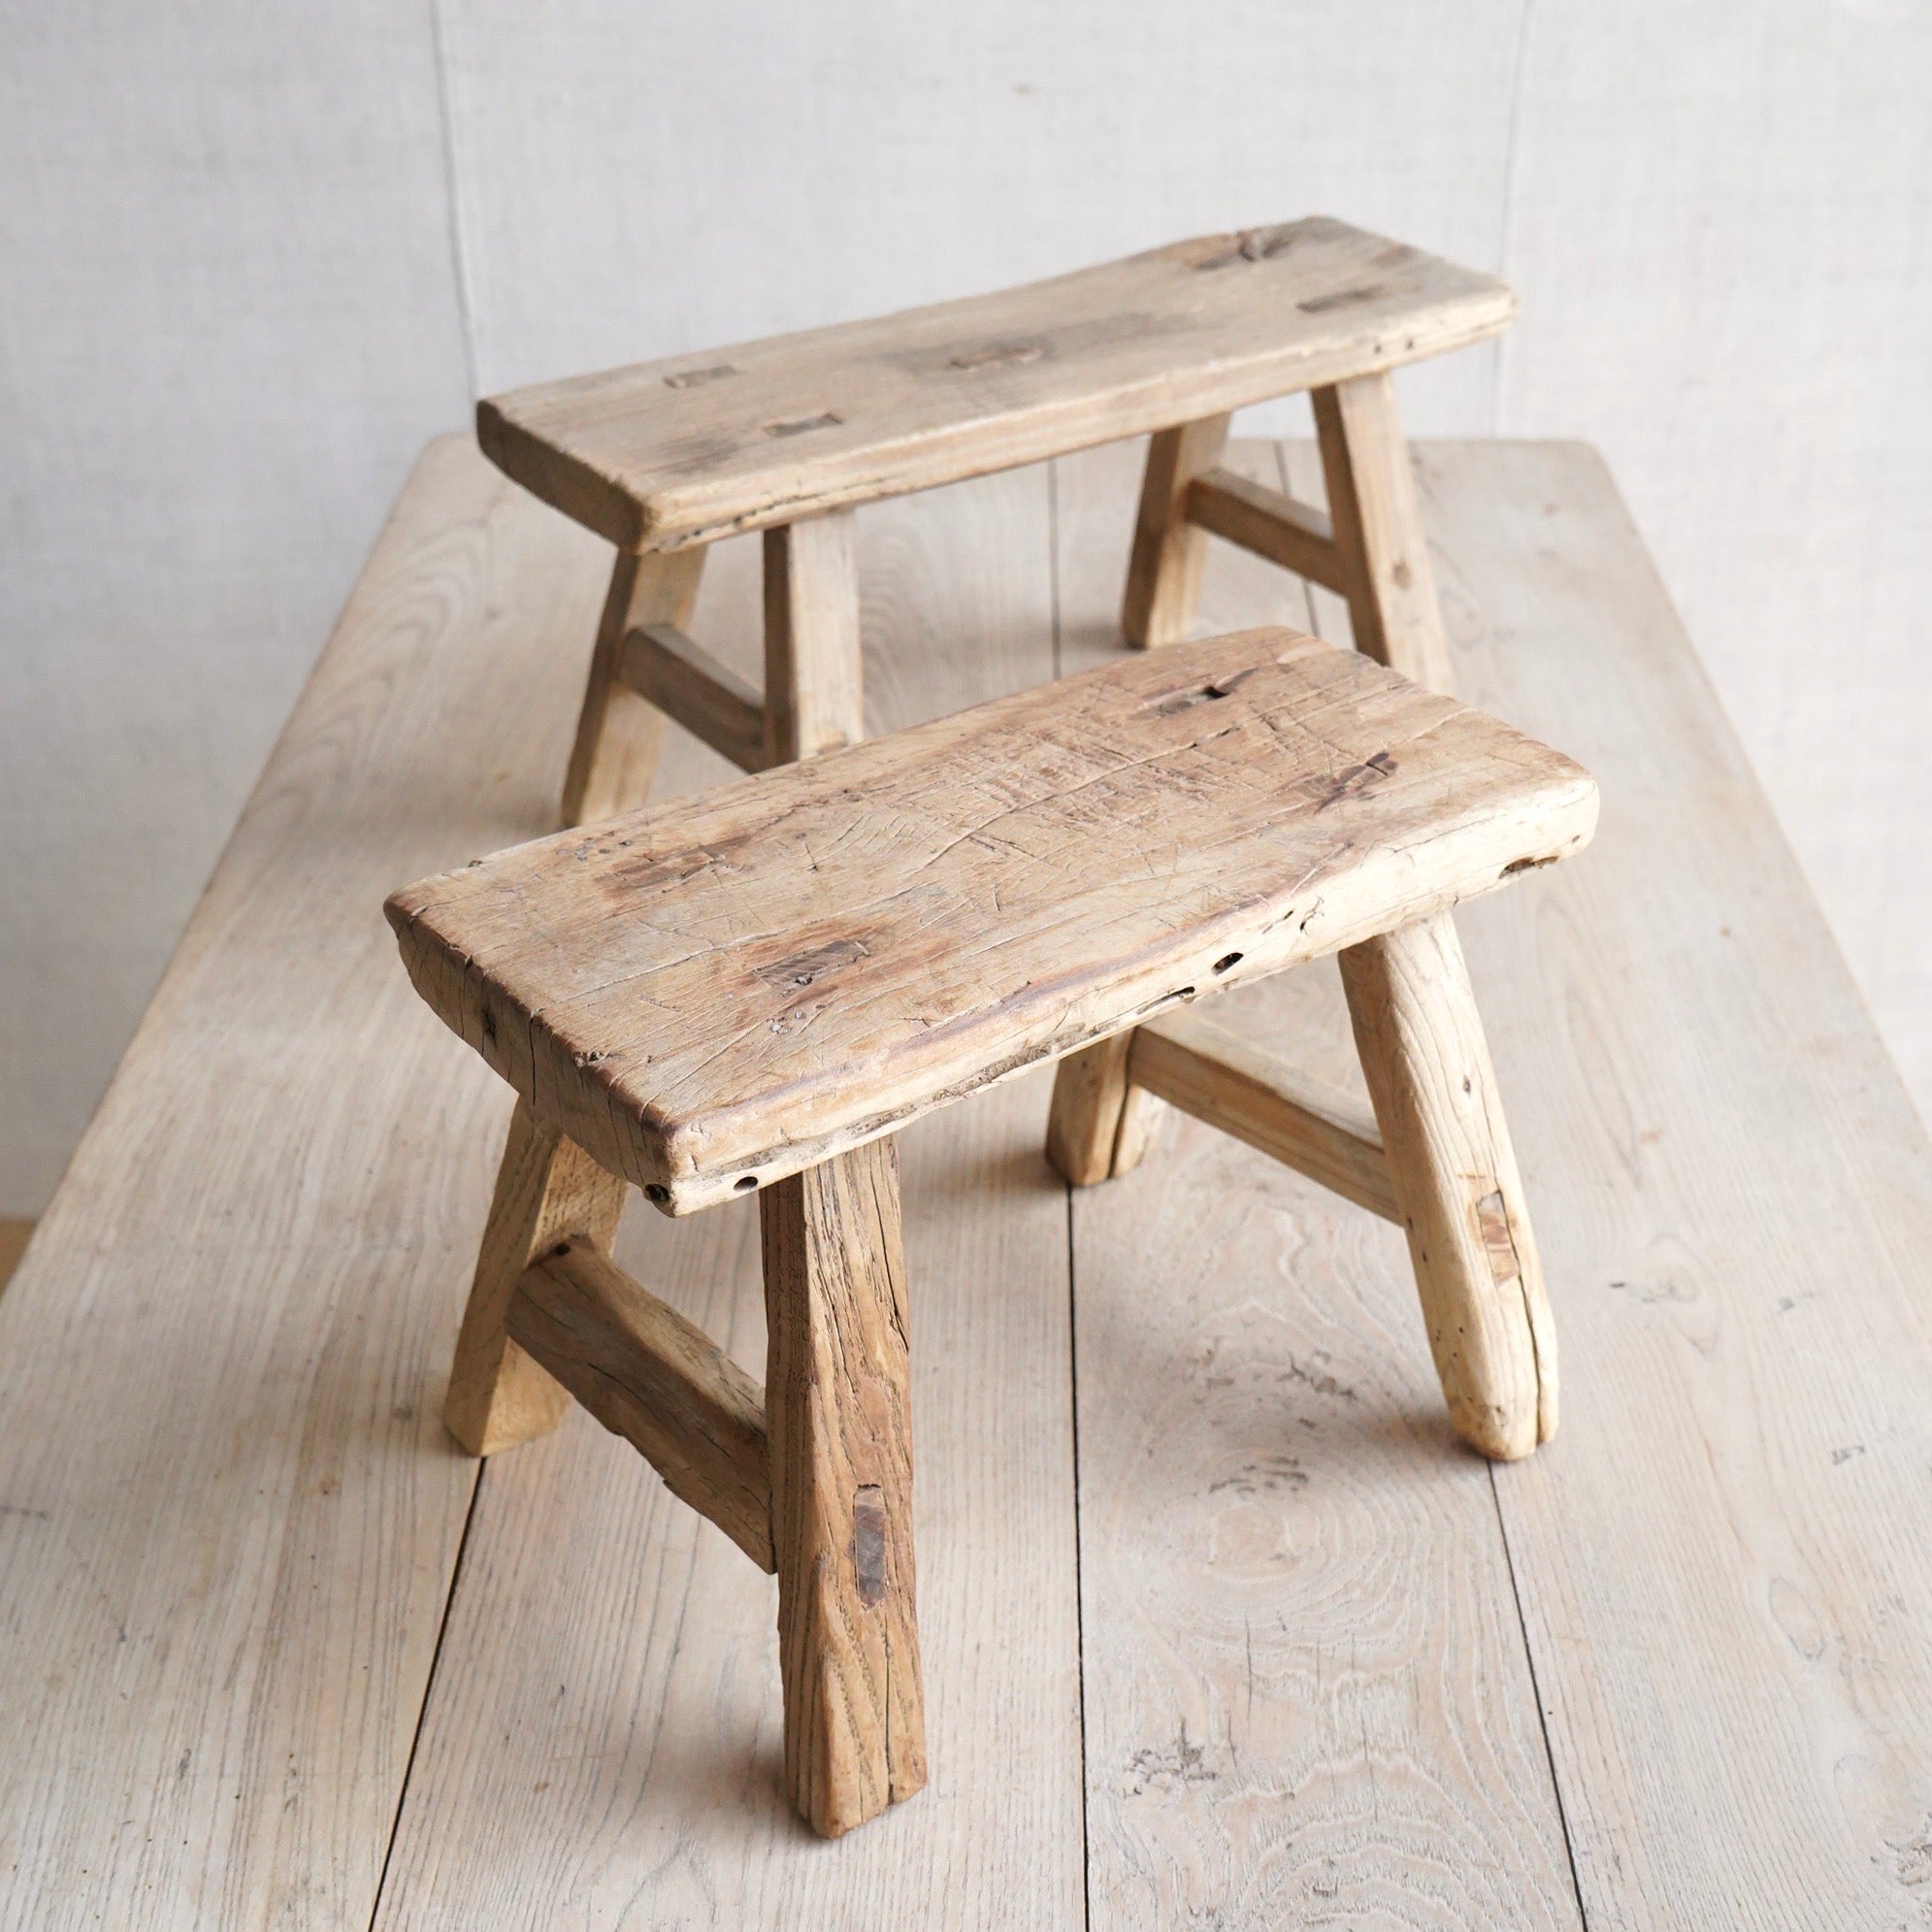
[475,226,1516,552]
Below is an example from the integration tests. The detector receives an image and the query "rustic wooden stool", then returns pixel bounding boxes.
[387,627,1593,1838]
[477,216,1514,824]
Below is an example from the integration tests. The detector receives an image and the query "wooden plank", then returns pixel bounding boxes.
[373,462,1084,1922]
[508,1234,773,1571]
[619,620,770,773]
[1406,441,1932,1924]
[477,218,1513,551]
[1055,437,1581,1925]
[1130,1004,1396,1221]
[1185,467,1346,592]
[0,437,611,1929]
[388,630,1596,1214]
[761,1137,926,1834]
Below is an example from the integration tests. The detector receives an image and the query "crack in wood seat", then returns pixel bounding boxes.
[386,624,1595,1841]
[471,217,1515,827]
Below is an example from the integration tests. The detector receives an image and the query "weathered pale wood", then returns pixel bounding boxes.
[25,438,1932,1928]
[1340,912,1556,1459]
[1129,1003,1398,1220]
[619,621,771,773]
[561,545,705,825]
[508,1233,773,1570]
[1313,372,1454,693]
[1055,439,1579,1927]
[1043,1032,1135,1185]
[0,436,628,1928]
[760,1136,926,1837]
[1418,442,1932,1924]
[374,465,1082,1922]
[477,218,1514,552]
[445,1099,628,1457]
[1184,467,1346,592]
[389,630,1596,1213]
[763,510,865,760]
[1121,414,1230,648]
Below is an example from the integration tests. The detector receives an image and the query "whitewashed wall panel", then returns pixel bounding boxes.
[436,0,1525,434]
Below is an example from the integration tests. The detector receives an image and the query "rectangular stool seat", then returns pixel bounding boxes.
[391,631,1593,1214]
[479,217,1513,552]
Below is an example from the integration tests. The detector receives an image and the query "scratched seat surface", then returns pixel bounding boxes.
[386,628,1594,1214]
[476,217,1513,552]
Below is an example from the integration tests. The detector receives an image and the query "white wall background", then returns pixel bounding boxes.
[3,0,1928,1213]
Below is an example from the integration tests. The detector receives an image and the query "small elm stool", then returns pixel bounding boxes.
[387,627,1594,1837]
[476,217,1514,824]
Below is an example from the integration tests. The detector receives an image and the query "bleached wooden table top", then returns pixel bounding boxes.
[4,435,1927,1928]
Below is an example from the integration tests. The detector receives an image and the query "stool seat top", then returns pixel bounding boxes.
[388,631,1594,1214]
[478,218,1513,554]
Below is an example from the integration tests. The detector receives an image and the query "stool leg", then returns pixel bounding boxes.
[765,510,864,761]
[561,545,706,826]
[760,1136,926,1837]
[1122,413,1231,649]
[444,1098,629,1457]
[1339,914,1557,1460]
[1045,1032,1163,1184]
[1312,371,1455,696]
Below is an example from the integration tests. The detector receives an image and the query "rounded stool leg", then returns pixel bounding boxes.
[1339,914,1557,1459]
[444,1099,629,1457]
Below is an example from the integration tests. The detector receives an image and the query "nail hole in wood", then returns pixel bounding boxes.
[1213,952,1243,974]
[734,1174,759,1193]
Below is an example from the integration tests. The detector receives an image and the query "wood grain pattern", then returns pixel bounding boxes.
[1315,372,1455,694]
[1054,436,1581,1927]
[1121,413,1230,648]
[1130,1003,1397,1221]
[389,631,1595,1213]
[374,461,1083,1925]
[761,1136,926,1835]
[477,218,1514,551]
[444,1097,628,1456]
[1186,467,1346,593]
[618,620,770,774]
[1419,441,1932,1926]
[18,436,1932,1926]
[1043,1031,1137,1186]
[508,1233,773,1569]
[1340,913,1557,1458]
[763,509,865,760]
[561,544,705,825]
[0,436,612,1929]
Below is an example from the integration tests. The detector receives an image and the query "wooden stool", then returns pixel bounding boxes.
[388,627,1594,1838]
[477,217,1514,823]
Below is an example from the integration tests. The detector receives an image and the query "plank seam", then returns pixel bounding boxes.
[1490,1464,1588,1927]
[367,1460,487,1931]
[1049,452,1092,1930]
